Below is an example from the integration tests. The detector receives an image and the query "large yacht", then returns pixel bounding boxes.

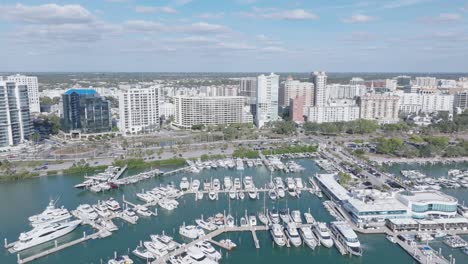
[299,227,317,250]
[284,222,302,247]
[185,246,218,264]
[108,255,134,264]
[179,177,190,191]
[75,204,98,221]
[13,219,82,252]
[268,209,280,224]
[195,241,221,261]
[223,177,232,190]
[330,221,362,256]
[313,222,334,248]
[28,200,72,227]
[270,224,286,247]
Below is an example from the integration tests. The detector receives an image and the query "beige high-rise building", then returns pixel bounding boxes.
[358,94,400,124]
[280,76,314,107]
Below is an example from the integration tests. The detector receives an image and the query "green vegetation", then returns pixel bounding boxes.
[302,120,379,135]
[338,172,352,186]
[262,144,317,155]
[222,123,256,140]
[429,110,468,133]
[63,164,107,175]
[0,170,40,182]
[232,147,260,158]
[113,157,186,170]
[191,124,205,130]
[271,120,296,135]
[375,137,404,155]
[200,154,226,161]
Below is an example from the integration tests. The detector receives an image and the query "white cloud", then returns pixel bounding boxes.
[243,8,319,20]
[342,14,378,23]
[178,22,230,34]
[197,12,225,19]
[124,20,165,32]
[383,0,429,9]
[173,0,193,6]
[123,21,230,35]
[260,46,286,52]
[0,3,94,24]
[420,13,462,23]
[135,6,177,14]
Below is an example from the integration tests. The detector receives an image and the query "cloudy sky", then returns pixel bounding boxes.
[1,0,467,72]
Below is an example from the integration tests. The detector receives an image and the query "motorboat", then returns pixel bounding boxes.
[295,178,304,190]
[76,204,99,221]
[248,188,258,200]
[285,222,302,247]
[330,221,362,256]
[152,234,179,252]
[13,220,82,252]
[462,246,468,255]
[304,212,315,224]
[158,199,178,211]
[238,191,245,200]
[229,190,237,200]
[223,177,232,190]
[225,215,234,227]
[108,255,134,264]
[105,198,121,211]
[213,213,225,226]
[74,179,95,189]
[269,209,280,224]
[144,241,169,258]
[243,176,253,190]
[191,180,200,192]
[236,158,244,170]
[268,189,277,200]
[135,205,152,217]
[249,213,257,226]
[195,241,222,261]
[270,224,286,247]
[258,212,269,225]
[219,239,236,249]
[233,178,241,190]
[300,226,317,250]
[123,209,139,222]
[208,190,218,201]
[196,219,218,231]
[277,187,286,198]
[290,210,302,224]
[314,222,333,248]
[180,177,190,191]
[97,218,118,231]
[212,179,221,191]
[197,191,204,200]
[279,209,291,223]
[136,192,158,204]
[203,180,211,191]
[28,200,72,227]
[287,178,297,197]
[240,217,248,227]
[186,246,217,264]
[94,204,112,218]
[179,225,201,239]
[133,245,155,261]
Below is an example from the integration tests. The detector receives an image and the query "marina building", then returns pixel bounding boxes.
[395,190,458,219]
[256,73,279,128]
[61,89,112,134]
[386,217,468,232]
[173,95,252,129]
[358,93,400,124]
[315,173,351,202]
[0,81,32,148]
[279,76,314,107]
[6,74,40,113]
[119,86,160,135]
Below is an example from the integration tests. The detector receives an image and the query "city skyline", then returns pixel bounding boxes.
[0,0,467,72]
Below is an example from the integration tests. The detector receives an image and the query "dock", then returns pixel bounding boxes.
[395,239,450,264]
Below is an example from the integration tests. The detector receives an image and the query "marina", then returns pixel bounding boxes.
[1,157,467,264]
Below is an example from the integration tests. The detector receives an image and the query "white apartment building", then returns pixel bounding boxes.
[454,91,468,113]
[6,74,40,113]
[40,89,66,99]
[256,73,279,128]
[239,77,257,105]
[0,81,32,148]
[415,77,437,88]
[174,95,252,129]
[159,102,175,118]
[311,71,327,107]
[359,94,400,124]
[119,86,160,135]
[306,99,359,123]
[397,91,454,114]
[350,77,365,86]
[280,76,314,107]
[385,79,398,91]
[327,84,367,100]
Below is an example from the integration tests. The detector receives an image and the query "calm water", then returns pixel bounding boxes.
[0,159,467,264]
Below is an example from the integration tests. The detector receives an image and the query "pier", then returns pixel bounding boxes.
[395,239,450,264]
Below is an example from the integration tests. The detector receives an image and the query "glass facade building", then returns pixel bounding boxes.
[61,89,112,133]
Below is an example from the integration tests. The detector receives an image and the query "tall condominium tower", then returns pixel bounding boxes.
[311,71,327,107]
[119,86,160,135]
[6,74,40,113]
[256,73,279,128]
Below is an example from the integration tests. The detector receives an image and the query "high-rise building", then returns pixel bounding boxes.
[0,81,32,148]
[350,77,365,86]
[397,91,454,114]
[454,90,468,113]
[415,77,437,88]
[311,71,327,107]
[6,74,40,113]
[61,89,112,134]
[358,94,400,124]
[256,73,279,128]
[290,96,305,123]
[173,96,252,129]
[385,79,398,91]
[327,84,366,100]
[239,77,258,118]
[159,102,175,118]
[119,86,160,135]
[280,76,314,107]
[305,99,359,123]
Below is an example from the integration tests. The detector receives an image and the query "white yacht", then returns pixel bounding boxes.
[179,225,202,239]
[290,210,302,224]
[269,209,280,224]
[304,212,315,224]
[285,222,302,247]
[151,234,179,252]
[108,255,134,264]
[233,178,241,190]
[135,205,152,217]
[144,241,169,259]
[276,186,286,198]
[229,189,237,200]
[270,224,286,247]
[330,221,362,256]
[28,200,72,227]
[236,158,244,170]
[180,177,190,191]
[212,179,221,191]
[13,220,82,252]
[186,246,217,264]
[238,191,245,200]
[158,199,178,211]
[97,218,118,231]
[208,190,218,201]
[223,177,232,190]
[76,204,98,220]
[258,212,269,225]
[197,191,204,200]
[225,215,234,227]
[313,222,333,248]
[248,188,258,200]
[243,176,253,190]
[136,192,158,203]
[94,204,112,218]
[133,245,155,261]
[299,227,317,250]
[191,180,201,192]
[196,219,218,231]
[249,213,257,226]
[295,178,304,190]
[279,209,291,223]
[268,189,277,200]
[195,241,222,261]
[105,198,121,211]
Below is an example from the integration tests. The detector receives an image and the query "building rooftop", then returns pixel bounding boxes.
[346,197,408,213]
[64,88,97,96]
[315,173,350,201]
[398,190,458,204]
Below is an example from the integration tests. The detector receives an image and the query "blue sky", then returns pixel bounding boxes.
[0,0,467,72]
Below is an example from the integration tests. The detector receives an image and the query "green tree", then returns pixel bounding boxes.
[271,120,296,135]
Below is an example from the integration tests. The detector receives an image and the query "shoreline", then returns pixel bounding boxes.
[368,155,468,165]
